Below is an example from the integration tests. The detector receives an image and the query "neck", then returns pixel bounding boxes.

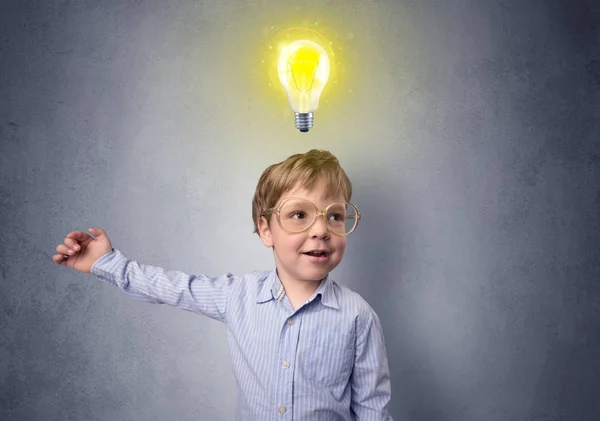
[277,272,323,310]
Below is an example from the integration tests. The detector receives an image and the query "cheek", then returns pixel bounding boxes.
[335,239,347,254]
[275,234,305,252]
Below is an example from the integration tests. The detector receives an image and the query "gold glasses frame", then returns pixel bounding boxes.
[262,197,361,236]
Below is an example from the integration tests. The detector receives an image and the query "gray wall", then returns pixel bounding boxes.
[1,0,599,420]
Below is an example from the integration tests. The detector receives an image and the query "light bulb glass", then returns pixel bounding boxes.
[278,40,330,116]
[265,27,335,132]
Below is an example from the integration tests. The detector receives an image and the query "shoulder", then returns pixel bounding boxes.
[231,269,273,294]
[329,282,389,354]
[235,269,271,285]
[331,281,375,312]
[330,281,380,327]
[238,269,272,281]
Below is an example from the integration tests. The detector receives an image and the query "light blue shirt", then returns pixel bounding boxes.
[92,249,393,420]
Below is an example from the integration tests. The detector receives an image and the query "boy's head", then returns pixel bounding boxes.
[252,150,352,233]
[252,149,357,285]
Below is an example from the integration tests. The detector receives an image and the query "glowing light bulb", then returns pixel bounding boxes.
[278,39,330,132]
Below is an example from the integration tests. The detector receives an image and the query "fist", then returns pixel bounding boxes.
[52,228,113,273]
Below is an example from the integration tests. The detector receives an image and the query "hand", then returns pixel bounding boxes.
[52,228,113,273]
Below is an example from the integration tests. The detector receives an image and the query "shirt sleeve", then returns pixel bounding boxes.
[91,248,234,324]
[350,308,393,420]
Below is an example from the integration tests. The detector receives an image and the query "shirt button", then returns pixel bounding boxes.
[282,361,290,369]
[278,405,287,414]
[286,318,294,326]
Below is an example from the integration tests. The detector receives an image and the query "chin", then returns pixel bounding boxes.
[303,269,332,282]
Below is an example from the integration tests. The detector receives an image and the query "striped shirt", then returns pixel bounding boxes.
[92,249,393,420]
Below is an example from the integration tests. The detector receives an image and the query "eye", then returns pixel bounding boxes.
[328,212,345,221]
[290,211,307,219]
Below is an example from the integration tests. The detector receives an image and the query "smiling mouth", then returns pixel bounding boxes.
[303,251,329,257]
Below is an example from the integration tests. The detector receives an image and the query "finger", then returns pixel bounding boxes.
[87,228,106,239]
[64,237,81,251]
[65,231,92,242]
[52,253,68,264]
[56,244,75,255]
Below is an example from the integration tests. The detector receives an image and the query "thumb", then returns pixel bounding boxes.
[88,227,108,241]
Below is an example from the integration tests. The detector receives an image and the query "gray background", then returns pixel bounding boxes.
[1,0,599,420]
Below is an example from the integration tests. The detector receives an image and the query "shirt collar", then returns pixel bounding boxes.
[256,268,283,304]
[256,267,340,310]
[312,274,340,310]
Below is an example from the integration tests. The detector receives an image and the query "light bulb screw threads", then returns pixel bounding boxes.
[295,112,314,132]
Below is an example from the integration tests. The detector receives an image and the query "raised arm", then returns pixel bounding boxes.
[53,228,234,323]
[91,248,234,322]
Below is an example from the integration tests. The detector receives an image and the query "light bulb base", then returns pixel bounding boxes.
[295,112,314,132]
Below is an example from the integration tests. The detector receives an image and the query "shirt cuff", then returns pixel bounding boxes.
[91,248,127,286]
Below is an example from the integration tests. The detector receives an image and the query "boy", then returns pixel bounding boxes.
[52,149,393,420]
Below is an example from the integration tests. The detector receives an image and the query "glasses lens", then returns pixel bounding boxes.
[278,199,359,235]
[278,199,316,232]
[327,202,357,235]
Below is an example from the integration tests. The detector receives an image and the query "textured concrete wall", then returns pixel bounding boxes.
[1,0,599,420]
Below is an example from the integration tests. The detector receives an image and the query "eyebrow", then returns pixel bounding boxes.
[278,196,347,205]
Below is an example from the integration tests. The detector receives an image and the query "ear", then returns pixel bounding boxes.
[257,216,274,248]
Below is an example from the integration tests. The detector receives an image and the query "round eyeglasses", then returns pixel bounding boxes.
[262,197,361,236]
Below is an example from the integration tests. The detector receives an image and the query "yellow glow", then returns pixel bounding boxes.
[277,39,330,113]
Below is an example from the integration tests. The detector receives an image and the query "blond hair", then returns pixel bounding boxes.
[252,149,352,234]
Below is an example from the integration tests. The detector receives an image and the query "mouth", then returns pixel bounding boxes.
[302,250,331,262]
[303,249,330,257]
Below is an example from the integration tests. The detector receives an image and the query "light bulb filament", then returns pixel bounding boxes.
[291,61,319,91]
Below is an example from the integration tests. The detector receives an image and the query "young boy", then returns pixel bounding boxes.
[52,149,393,420]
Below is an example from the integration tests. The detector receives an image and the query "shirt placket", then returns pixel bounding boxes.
[274,308,301,420]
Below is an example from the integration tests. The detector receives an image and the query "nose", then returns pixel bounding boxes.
[309,212,330,238]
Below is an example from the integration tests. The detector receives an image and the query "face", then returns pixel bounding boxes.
[257,178,347,287]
